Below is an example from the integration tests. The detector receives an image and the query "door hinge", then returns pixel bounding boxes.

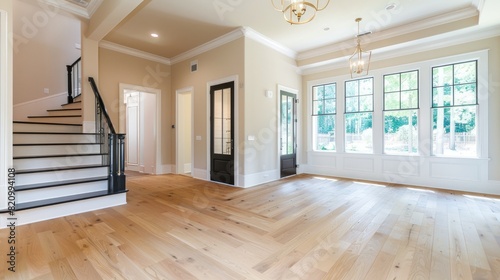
[295,99,299,104]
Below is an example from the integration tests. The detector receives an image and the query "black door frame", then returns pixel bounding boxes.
[210,81,235,185]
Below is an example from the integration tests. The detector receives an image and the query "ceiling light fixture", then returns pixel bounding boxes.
[271,0,330,25]
[349,18,372,78]
[150,33,159,38]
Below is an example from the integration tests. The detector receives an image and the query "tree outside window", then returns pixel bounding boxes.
[432,61,477,157]
[345,78,373,153]
[383,70,419,154]
[312,83,336,151]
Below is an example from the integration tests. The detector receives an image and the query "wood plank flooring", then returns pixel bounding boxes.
[1,174,500,279]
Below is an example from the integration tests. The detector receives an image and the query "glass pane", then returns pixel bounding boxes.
[313,100,322,115]
[401,71,418,90]
[213,90,223,154]
[223,88,231,119]
[314,115,335,151]
[433,65,453,86]
[433,86,452,107]
[384,110,418,154]
[345,112,373,153]
[313,86,324,100]
[287,96,294,154]
[281,97,288,155]
[324,99,335,114]
[385,92,400,110]
[360,95,373,112]
[384,74,400,92]
[222,118,231,155]
[432,106,476,157]
[401,90,418,109]
[454,84,476,105]
[345,80,358,97]
[324,84,336,99]
[345,97,358,113]
[359,78,373,95]
[454,61,476,84]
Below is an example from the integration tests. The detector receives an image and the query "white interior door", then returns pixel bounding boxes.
[126,92,140,171]
[176,90,193,175]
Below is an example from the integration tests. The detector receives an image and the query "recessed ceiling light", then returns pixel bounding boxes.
[385,2,397,10]
[324,27,330,31]
[150,33,159,38]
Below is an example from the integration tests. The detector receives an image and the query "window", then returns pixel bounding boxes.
[432,60,477,157]
[345,78,373,153]
[383,70,419,154]
[312,83,336,151]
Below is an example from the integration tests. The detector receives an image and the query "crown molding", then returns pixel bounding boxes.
[297,6,480,61]
[39,0,103,19]
[99,41,171,65]
[241,27,297,59]
[300,24,500,76]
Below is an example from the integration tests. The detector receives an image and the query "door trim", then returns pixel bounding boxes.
[207,75,239,186]
[277,85,300,177]
[118,83,162,174]
[175,86,194,175]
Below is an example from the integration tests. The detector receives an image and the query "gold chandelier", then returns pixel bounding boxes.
[271,0,330,25]
[349,18,372,78]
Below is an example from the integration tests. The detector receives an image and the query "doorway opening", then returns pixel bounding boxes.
[176,88,193,176]
[119,84,161,174]
[279,87,298,178]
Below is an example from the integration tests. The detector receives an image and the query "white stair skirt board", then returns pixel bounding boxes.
[13,144,101,157]
[17,180,108,204]
[14,122,82,133]
[14,133,98,144]
[0,193,127,229]
[26,116,83,124]
[16,167,108,186]
[13,92,68,121]
[14,155,103,170]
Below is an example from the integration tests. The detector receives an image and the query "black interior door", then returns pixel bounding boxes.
[280,91,297,178]
[210,82,235,185]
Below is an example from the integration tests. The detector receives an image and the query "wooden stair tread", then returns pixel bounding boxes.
[14,142,101,146]
[14,190,127,211]
[16,176,109,191]
[14,121,82,126]
[47,108,82,112]
[14,131,99,135]
[16,164,108,174]
[28,115,82,118]
[14,153,107,159]
[61,100,82,106]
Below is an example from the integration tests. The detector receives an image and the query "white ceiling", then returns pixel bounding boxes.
[62,0,500,61]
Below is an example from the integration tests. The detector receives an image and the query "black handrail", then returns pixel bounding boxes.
[88,77,116,134]
[88,77,126,194]
[66,57,81,104]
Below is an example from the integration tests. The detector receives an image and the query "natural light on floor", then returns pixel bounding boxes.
[407,187,435,193]
[463,194,500,202]
[313,176,338,182]
[353,181,386,187]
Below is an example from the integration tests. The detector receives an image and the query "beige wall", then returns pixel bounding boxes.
[13,0,80,105]
[171,38,245,172]
[99,48,172,166]
[302,36,500,181]
[244,38,301,175]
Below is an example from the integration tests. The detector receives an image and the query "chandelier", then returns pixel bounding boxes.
[349,18,372,78]
[271,0,330,25]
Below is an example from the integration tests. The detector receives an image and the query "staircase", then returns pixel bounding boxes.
[2,82,127,226]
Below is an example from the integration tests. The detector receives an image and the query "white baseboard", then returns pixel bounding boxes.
[0,193,126,229]
[192,168,209,181]
[157,164,174,174]
[14,92,67,120]
[239,169,280,188]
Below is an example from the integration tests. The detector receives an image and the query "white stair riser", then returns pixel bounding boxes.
[14,123,82,133]
[14,155,103,170]
[47,110,82,117]
[17,180,108,204]
[16,167,108,185]
[14,144,101,157]
[14,133,98,144]
[26,117,82,124]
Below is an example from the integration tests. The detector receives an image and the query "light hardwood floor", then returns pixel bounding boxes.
[1,174,500,279]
